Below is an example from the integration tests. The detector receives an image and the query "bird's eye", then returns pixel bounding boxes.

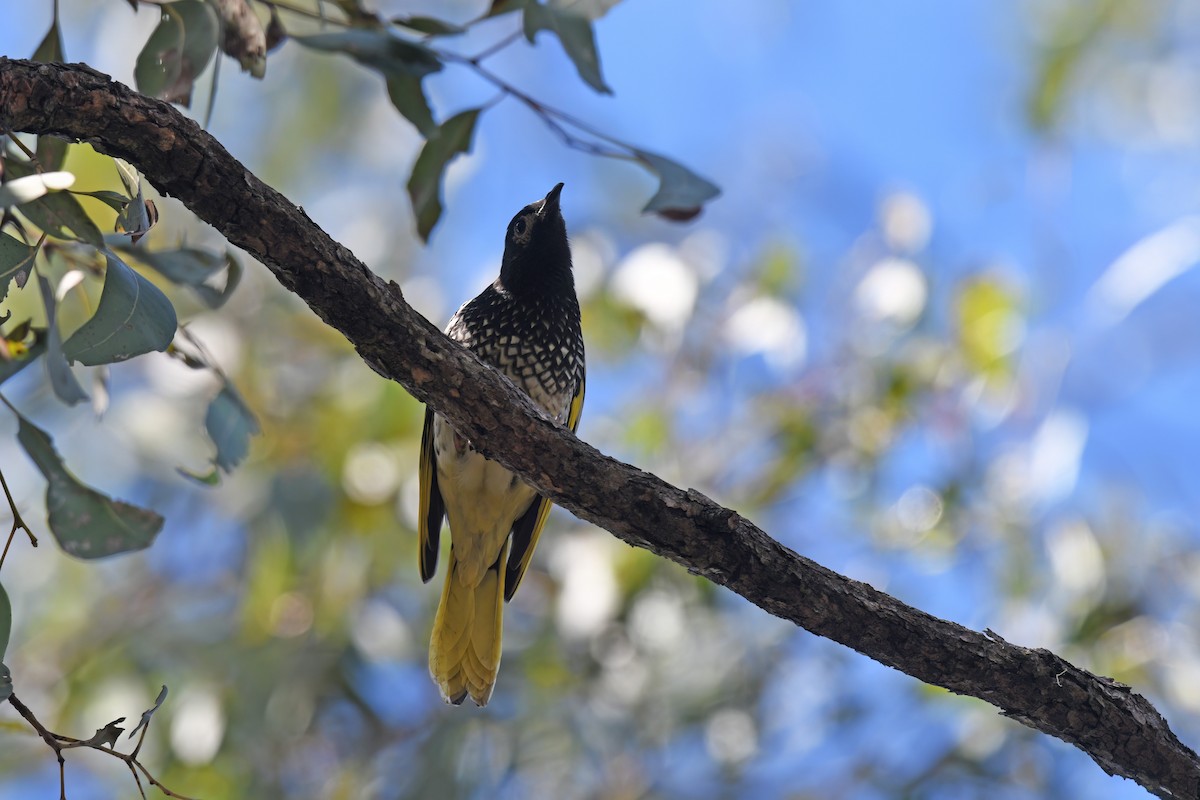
[514,218,528,236]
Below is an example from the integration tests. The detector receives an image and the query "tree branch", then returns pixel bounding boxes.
[0,58,1196,798]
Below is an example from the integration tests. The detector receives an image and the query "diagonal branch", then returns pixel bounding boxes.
[0,58,1196,798]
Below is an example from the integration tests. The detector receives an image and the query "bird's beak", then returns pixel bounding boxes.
[539,182,564,218]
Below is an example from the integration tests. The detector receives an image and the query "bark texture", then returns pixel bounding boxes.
[1,58,1197,798]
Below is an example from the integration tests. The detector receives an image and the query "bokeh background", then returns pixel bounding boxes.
[4,0,1200,797]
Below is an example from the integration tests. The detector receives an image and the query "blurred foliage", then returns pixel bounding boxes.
[1,1,1200,799]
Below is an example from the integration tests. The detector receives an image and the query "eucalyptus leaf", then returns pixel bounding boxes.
[0,172,76,209]
[135,1,218,106]
[635,150,721,221]
[0,664,9,703]
[0,233,36,303]
[3,159,103,247]
[386,75,436,137]
[16,413,163,559]
[62,252,177,366]
[32,15,68,169]
[0,581,10,662]
[71,190,131,215]
[128,685,168,739]
[37,274,88,405]
[206,382,260,472]
[391,15,467,36]
[295,30,442,78]
[523,1,611,94]
[122,246,241,308]
[406,109,481,242]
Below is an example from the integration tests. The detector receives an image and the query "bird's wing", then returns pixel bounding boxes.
[504,372,586,601]
[418,406,445,582]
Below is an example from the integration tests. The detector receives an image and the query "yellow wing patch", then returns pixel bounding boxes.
[504,375,585,601]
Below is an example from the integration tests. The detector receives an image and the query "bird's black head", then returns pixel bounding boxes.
[499,183,573,297]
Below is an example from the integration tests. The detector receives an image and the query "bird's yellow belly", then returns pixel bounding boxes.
[433,415,538,588]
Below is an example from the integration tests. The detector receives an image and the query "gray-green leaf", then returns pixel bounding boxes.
[63,252,178,366]
[0,581,10,663]
[4,160,103,247]
[128,685,168,739]
[134,0,219,106]
[207,382,260,472]
[16,413,163,559]
[386,75,436,138]
[37,274,89,406]
[0,233,36,304]
[294,30,442,78]
[406,109,481,242]
[120,246,240,308]
[523,1,611,94]
[391,15,466,36]
[635,150,721,221]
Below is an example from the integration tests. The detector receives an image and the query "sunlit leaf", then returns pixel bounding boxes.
[4,160,102,247]
[62,252,177,366]
[36,274,88,406]
[0,233,36,303]
[956,276,1022,379]
[112,160,154,242]
[0,172,76,209]
[523,1,611,94]
[206,382,260,472]
[392,15,466,36]
[135,0,219,106]
[406,109,480,242]
[128,685,168,740]
[635,150,721,221]
[16,413,163,559]
[0,330,47,387]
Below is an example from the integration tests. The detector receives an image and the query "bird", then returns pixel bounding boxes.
[417,183,585,706]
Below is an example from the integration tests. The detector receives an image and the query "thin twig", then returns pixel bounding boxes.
[6,693,198,800]
[0,466,37,573]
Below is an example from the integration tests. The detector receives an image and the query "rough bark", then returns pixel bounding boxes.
[1,58,1197,798]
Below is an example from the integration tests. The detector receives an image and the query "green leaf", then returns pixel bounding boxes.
[0,171,76,209]
[391,15,466,36]
[37,274,89,406]
[523,1,611,94]
[0,330,47,387]
[128,685,168,740]
[386,75,436,137]
[62,252,178,366]
[3,160,103,247]
[71,190,131,215]
[206,382,260,472]
[135,0,219,106]
[32,14,64,63]
[16,413,163,559]
[406,109,481,242]
[0,233,36,304]
[635,150,721,221]
[294,30,442,79]
[0,581,10,662]
[0,664,10,703]
[486,0,526,18]
[32,15,68,169]
[121,246,241,308]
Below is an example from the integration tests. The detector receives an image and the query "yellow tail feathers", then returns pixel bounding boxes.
[428,545,507,706]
